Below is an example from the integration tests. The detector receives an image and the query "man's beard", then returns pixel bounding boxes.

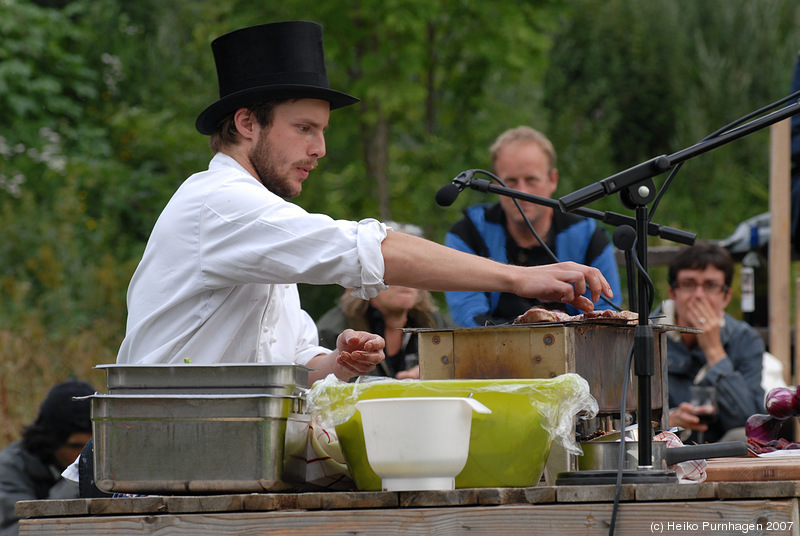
[249,136,302,199]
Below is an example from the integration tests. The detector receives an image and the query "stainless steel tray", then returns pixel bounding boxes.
[96,363,310,394]
[90,393,305,494]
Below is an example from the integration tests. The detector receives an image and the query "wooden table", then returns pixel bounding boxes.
[16,479,800,535]
[706,455,800,482]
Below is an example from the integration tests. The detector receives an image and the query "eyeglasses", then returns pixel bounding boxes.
[671,280,729,294]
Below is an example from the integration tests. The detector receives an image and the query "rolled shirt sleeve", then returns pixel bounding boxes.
[350,219,388,299]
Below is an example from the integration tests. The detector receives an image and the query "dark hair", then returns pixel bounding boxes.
[208,99,294,153]
[668,242,734,287]
[22,379,94,464]
[21,422,73,465]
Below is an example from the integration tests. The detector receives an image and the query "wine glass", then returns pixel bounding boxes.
[689,385,718,443]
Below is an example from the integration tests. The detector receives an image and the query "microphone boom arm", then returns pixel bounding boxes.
[559,98,800,212]
[467,178,695,245]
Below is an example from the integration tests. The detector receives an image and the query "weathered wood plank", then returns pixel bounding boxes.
[162,494,245,514]
[17,478,800,521]
[635,482,717,501]
[16,499,89,519]
[556,484,636,503]
[717,481,800,500]
[398,488,479,508]
[472,486,555,505]
[87,497,166,516]
[18,500,799,536]
[706,456,800,482]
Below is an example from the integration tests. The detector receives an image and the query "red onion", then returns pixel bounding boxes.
[765,387,797,419]
[745,413,785,442]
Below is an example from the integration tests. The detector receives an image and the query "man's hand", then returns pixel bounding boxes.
[334,329,386,377]
[514,262,613,313]
[669,402,710,432]
[307,329,386,383]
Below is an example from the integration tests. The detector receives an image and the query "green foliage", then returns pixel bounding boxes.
[544,0,800,241]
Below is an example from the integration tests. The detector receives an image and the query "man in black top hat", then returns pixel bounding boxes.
[0,379,95,536]
[116,21,612,380]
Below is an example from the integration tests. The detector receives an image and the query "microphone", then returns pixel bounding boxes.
[435,170,475,207]
[613,225,638,312]
[612,225,637,252]
[435,183,462,207]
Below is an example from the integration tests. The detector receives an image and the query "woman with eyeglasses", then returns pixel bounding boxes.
[653,242,766,444]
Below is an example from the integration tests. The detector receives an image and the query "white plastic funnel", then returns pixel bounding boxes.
[355,396,491,491]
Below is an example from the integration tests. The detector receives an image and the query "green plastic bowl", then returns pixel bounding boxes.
[314,378,566,490]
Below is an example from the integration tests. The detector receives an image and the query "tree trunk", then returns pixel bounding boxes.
[360,103,391,221]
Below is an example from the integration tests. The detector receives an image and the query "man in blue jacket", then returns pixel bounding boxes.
[444,126,623,326]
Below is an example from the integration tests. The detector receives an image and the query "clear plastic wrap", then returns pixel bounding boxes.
[306,373,598,489]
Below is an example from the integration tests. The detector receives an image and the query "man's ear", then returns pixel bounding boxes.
[546,168,559,197]
[233,108,258,141]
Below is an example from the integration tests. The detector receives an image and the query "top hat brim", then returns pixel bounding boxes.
[195,85,359,135]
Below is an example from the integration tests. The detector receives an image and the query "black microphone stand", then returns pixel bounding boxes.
[458,173,687,484]
[554,96,800,481]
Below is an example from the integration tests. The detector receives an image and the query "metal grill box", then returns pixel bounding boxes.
[413,323,679,420]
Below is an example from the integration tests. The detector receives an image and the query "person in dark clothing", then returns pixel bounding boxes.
[654,243,765,444]
[0,379,95,536]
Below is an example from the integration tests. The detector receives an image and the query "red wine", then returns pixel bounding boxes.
[693,405,717,426]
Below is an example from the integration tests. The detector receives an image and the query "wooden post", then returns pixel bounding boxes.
[769,119,791,384]
[795,276,800,445]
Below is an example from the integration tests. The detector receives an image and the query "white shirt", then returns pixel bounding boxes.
[117,153,388,365]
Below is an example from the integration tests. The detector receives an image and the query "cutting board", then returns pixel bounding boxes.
[705,455,800,481]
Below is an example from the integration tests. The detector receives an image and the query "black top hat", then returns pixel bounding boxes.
[196,21,359,135]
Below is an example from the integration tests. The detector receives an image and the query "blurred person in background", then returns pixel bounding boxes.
[444,126,623,327]
[654,242,765,444]
[317,222,455,379]
[0,379,95,536]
